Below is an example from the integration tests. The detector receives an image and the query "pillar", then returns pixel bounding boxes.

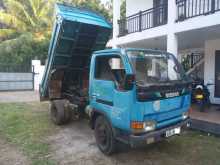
[167,0,179,59]
[167,33,178,58]
[112,0,121,48]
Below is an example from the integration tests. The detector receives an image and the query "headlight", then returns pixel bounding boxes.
[144,120,156,132]
[131,120,156,133]
[182,112,189,120]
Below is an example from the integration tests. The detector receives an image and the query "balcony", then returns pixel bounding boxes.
[118,4,168,37]
[117,0,220,38]
[176,0,220,21]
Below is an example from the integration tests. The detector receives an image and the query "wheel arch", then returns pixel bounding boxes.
[90,109,111,130]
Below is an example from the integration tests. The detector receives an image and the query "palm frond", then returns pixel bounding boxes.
[4,0,36,27]
[27,0,37,19]
[38,0,53,19]
[0,11,26,31]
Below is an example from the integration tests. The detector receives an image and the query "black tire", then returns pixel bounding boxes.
[94,116,116,155]
[50,100,72,125]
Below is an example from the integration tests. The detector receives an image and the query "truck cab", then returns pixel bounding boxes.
[40,3,191,155]
[89,48,191,154]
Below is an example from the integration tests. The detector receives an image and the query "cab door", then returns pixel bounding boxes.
[90,54,133,131]
[90,55,117,117]
[109,56,134,131]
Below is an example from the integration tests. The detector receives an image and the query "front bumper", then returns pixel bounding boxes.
[129,119,190,147]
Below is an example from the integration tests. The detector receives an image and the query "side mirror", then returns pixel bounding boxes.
[123,74,135,90]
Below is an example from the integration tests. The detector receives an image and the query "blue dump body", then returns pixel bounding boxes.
[40,3,112,98]
[40,4,191,155]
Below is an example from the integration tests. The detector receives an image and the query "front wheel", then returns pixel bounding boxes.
[94,116,116,155]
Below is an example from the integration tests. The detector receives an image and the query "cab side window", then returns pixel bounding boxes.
[95,56,126,86]
[95,56,114,81]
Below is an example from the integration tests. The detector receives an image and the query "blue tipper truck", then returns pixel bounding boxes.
[40,3,191,155]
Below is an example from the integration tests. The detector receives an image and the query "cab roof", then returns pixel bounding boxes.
[93,48,168,55]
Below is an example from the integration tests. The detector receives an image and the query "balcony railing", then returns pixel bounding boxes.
[118,4,168,37]
[176,0,220,21]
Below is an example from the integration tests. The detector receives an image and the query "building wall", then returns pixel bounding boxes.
[204,39,220,104]
[115,0,220,47]
[126,0,153,16]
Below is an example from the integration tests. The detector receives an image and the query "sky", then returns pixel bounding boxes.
[101,0,110,4]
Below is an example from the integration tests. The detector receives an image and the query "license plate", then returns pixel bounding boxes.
[165,127,181,137]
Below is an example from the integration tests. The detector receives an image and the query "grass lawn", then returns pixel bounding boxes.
[0,102,219,165]
[148,131,220,165]
[0,102,55,165]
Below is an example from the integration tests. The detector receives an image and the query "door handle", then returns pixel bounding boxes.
[91,94,96,99]
[91,93,100,99]
[92,93,100,96]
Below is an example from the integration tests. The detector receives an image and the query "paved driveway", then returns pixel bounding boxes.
[0,91,39,103]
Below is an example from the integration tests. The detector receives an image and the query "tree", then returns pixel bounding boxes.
[0,0,53,40]
[0,0,53,65]
[0,0,112,65]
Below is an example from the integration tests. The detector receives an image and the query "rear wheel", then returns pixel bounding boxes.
[94,116,116,155]
[50,100,72,125]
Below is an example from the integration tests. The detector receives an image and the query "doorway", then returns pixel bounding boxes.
[215,50,220,98]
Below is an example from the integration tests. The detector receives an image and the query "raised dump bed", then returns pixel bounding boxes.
[40,3,112,100]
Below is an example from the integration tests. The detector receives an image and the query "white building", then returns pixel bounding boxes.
[110,0,220,104]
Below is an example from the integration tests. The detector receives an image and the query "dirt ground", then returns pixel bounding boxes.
[47,120,189,165]
[0,137,30,165]
[48,120,152,165]
[0,93,219,165]
[0,91,39,103]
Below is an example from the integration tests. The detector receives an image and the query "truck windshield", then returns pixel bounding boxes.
[127,50,187,87]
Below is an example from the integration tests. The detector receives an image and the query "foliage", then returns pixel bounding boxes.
[0,33,50,65]
[0,0,53,39]
[0,0,112,65]
[0,0,53,65]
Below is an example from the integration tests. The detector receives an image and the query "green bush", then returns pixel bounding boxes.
[0,33,50,65]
